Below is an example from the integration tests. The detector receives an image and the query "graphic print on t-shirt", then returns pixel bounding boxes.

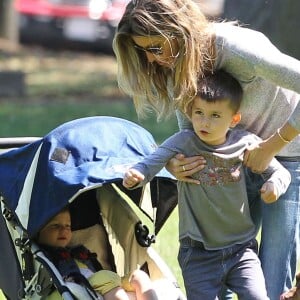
[192,152,242,186]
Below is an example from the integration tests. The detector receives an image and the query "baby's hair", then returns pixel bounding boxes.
[183,70,243,116]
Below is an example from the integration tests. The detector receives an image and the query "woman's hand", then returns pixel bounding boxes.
[243,140,276,173]
[166,153,206,184]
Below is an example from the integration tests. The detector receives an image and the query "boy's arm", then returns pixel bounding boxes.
[260,158,291,202]
[132,145,178,183]
[123,137,181,189]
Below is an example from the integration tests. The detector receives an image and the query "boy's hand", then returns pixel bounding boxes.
[260,181,278,203]
[123,169,145,188]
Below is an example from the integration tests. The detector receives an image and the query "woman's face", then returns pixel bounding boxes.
[132,35,179,68]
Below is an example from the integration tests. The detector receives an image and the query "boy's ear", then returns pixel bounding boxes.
[230,112,241,128]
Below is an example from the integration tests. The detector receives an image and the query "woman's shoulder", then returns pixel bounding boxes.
[213,22,270,53]
[213,22,267,40]
[212,22,273,75]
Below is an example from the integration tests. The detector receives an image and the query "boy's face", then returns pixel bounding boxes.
[191,96,241,146]
[38,210,72,248]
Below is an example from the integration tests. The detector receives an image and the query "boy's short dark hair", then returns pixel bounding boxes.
[196,69,243,113]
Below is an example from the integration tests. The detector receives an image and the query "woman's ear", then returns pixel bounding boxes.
[230,112,241,128]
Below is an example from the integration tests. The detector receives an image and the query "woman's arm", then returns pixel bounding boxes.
[216,26,300,170]
[217,24,300,93]
[243,123,299,172]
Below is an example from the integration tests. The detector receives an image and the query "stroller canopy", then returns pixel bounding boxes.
[0,116,177,238]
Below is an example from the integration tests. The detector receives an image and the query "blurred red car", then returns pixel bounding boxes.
[15,0,128,52]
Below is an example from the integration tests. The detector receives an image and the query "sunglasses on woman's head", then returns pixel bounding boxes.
[133,44,163,55]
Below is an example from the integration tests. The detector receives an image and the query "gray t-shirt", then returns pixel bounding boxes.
[177,23,300,157]
[132,129,290,250]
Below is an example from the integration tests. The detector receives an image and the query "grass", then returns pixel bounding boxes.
[0,100,178,143]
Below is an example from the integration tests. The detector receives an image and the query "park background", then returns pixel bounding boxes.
[1,0,300,297]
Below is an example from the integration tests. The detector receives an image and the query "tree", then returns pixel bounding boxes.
[0,0,19,44]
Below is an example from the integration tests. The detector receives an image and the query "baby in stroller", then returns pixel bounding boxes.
[36,206,158,300]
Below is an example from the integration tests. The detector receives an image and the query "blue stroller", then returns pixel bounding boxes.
[0,116,185,300]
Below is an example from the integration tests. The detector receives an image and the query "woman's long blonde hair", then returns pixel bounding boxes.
[113,0,215,120]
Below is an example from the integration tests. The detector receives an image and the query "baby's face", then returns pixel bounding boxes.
[38,210,72,248]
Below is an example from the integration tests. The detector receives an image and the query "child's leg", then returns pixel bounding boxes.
[226,239,269,300]
[129,270,158,300]
[89,270,126,299]
[178,239,223,299]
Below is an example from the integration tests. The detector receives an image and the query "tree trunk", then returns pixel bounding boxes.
[0,0,19,44]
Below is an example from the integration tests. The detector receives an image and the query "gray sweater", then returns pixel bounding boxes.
[177,23,300,157]
[132,129,291,249]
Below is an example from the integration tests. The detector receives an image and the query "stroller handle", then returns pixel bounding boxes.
[0,137,41,149]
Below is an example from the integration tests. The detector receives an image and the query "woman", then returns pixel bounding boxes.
[113,0,300,299]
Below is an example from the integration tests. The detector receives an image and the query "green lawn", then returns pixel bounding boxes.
[0,100,178,144]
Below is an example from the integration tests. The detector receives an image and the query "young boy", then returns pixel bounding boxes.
[37,207,158,300]
[123,70,291,299]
